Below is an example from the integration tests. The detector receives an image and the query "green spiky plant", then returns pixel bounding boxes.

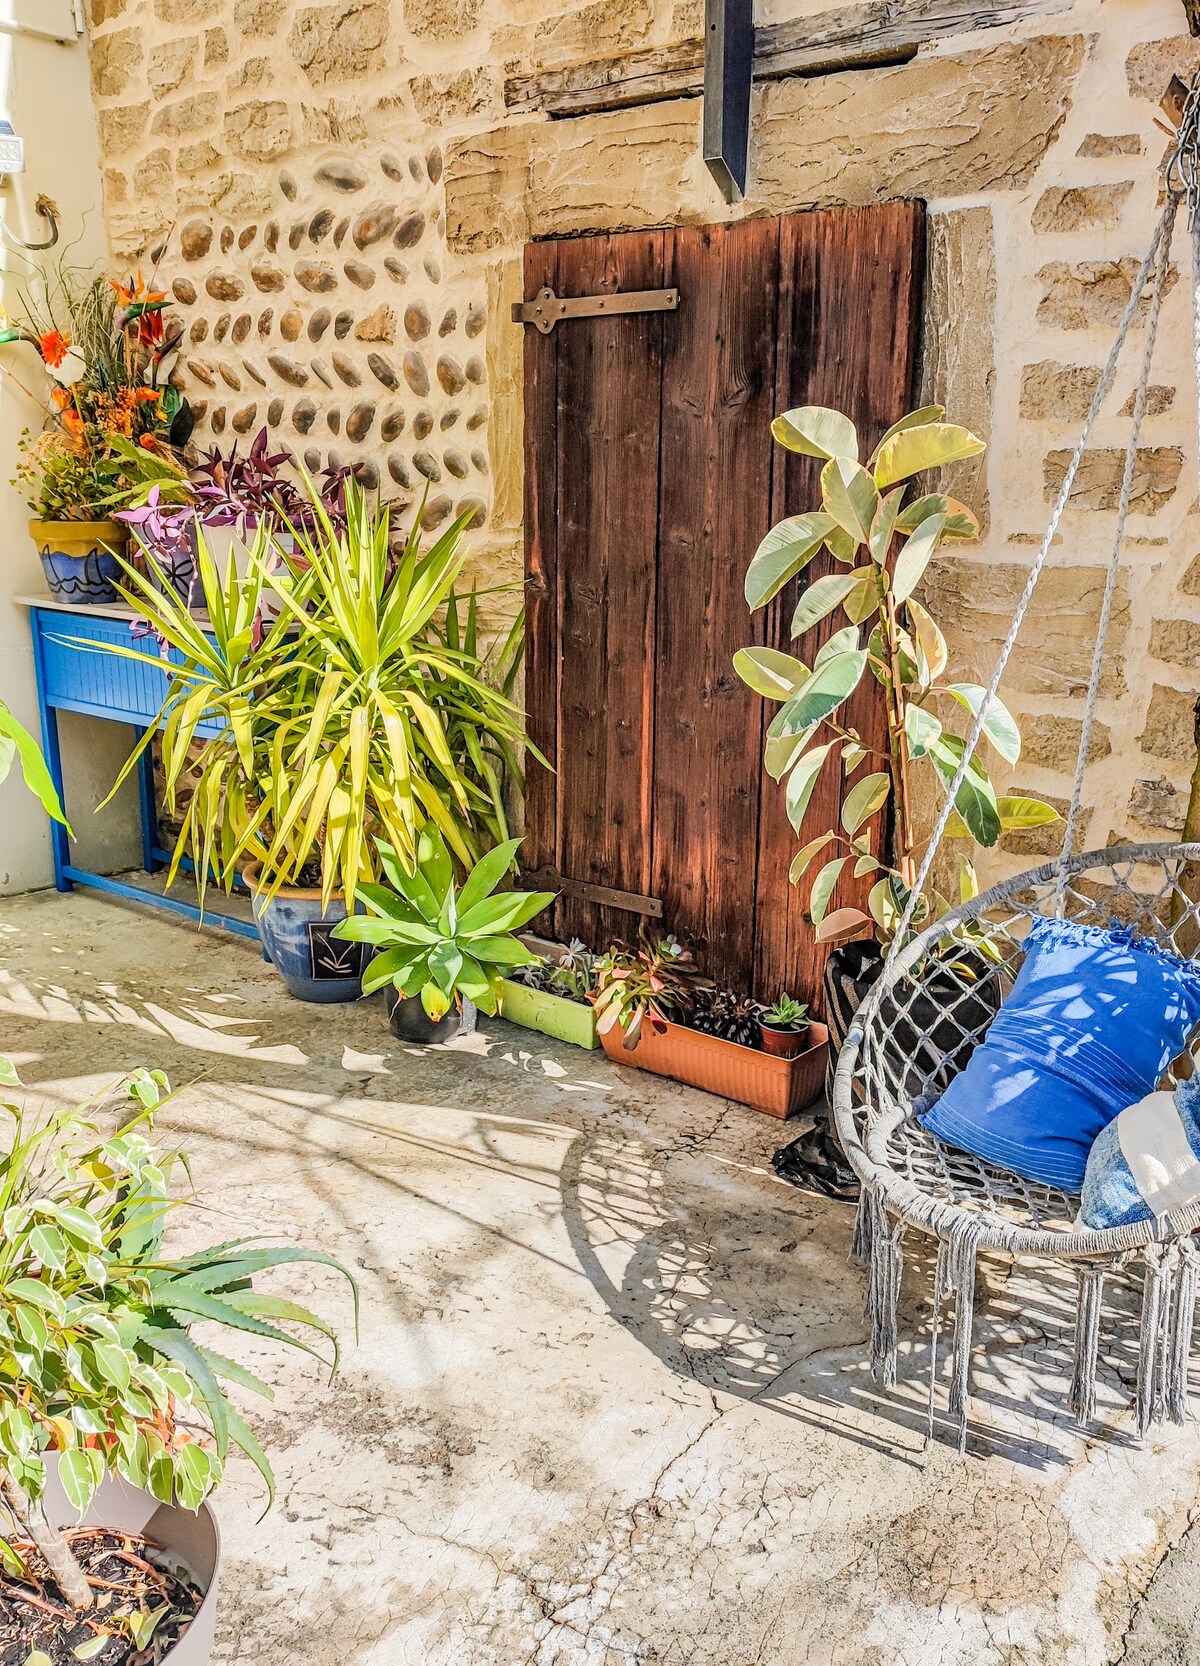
[100,476,534,912]
[0,1064,356,1618]
[735,403,1059,943]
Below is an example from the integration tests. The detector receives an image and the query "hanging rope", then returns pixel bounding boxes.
[1054,196,1178,912]
[881,108,1198,965]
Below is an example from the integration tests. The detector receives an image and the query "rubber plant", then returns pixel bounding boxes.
[0,1064,355,1620]
[101,475,534,911]
[734,403,1059,943]
[333,831,555,1019]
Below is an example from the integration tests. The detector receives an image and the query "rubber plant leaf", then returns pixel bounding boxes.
[816,906,873,944]
[733,647,810,703]
[790,571,864,640]
[840,770,890,836]
[868,487,905,564]
[874,422,986,489]
[810,856,848,926]
[867,405,945,468]
[895,493,980,540]
[891,512,946,604]
[995,796,1062,831]
[788,833,834,885]
[767,649,867,737]
[785,742,835,834]
[946,683,1021,765]
[904,703,943,759]
[0,705,69,830]
[906,597,947,682]
[820,456,879,546]
[771,406,858,462]
[743,513,836,609]
[929,734,1001,847]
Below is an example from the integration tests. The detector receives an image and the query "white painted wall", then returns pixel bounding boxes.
[0,7,140,894]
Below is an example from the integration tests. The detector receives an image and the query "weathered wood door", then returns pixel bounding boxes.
[522,203,924,1006]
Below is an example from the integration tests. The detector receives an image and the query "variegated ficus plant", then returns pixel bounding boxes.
[735,404,1059,944]
[0,1064,355,1619]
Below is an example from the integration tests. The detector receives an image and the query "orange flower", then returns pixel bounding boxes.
[112,270,169,347]
[62,408,84,440]
[139,433,160,450]
[134,386,162,405]
[38,330,70,369]
[50,386,73,412]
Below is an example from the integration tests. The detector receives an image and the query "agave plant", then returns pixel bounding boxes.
[102,475,534,910]
[0,1063,354,1615]
[734,403,1059,941]
[333,831,555,1019]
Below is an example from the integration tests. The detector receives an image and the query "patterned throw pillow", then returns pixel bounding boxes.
[920,917,1200,1194]
[1080,1078,1200,1231]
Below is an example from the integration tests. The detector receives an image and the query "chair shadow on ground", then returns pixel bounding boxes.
[555,1117,1170,1472]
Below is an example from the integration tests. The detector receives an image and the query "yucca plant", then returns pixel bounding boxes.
[102,476,533,911]
[735,403,1059,942]
[0,1063,354,1616]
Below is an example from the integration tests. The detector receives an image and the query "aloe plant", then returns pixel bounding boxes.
[0,1064,355,1615]
[333,831,555,1019]
[735,404,1059,941]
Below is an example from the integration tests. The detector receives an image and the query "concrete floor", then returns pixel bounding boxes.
[2,887,1200,1666]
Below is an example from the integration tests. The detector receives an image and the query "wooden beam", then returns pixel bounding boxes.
[704,0,754,202]
[504,0,1072,118]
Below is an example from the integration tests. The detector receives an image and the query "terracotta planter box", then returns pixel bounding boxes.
[599,1016,829,1118]
[498,977,599,1049]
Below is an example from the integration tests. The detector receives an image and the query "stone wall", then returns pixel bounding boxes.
[84,0,1200,880]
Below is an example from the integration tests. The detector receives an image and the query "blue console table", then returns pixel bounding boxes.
[19,596,258,940]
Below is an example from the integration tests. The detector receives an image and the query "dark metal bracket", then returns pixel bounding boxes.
[521,867,664,918]
[512,285,680,333]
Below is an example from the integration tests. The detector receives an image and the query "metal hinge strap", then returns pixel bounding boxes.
[520,867,664,917]
[512,285,680,334]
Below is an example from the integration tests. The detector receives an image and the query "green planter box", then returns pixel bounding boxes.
[497,978,599,1049]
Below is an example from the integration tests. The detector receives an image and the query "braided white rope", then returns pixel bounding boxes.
[883,197,1180,966]
[1054,194,1179,913]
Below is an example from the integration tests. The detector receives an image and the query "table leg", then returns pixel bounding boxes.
[30,617,72,893]
[137,732,158,874]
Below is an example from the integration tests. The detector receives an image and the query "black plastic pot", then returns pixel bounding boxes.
[386,989,478,1044]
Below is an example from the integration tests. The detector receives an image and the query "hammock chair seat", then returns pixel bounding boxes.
[832,845,1200,1446]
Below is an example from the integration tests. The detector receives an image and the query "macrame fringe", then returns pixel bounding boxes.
[850,1177,877,1266]
[1137,1242,1175,1438]
[945,1216,984,1454]
[926,1240,949,1449]
[1069,1265,1105,1427]
[1167,1239,1198,1425]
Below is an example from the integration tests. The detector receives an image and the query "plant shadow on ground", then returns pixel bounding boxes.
[0,922,1172,1477]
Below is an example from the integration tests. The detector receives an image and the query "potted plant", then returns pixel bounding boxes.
[332,832,555,1043]
[593,937,828,1118]
[734,403,1057,1181]
[0,1061,354,1666]
[119,431,359,616]
[758,994,811,1057]
[499,939,600,1049]
[3,260,191,605]
[101,477,532,1002]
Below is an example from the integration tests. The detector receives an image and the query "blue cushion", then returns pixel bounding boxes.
[1080,1077,1200,1230]
[920,918,1200,1193]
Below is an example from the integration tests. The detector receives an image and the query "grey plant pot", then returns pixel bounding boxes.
[41,1470,221,1666]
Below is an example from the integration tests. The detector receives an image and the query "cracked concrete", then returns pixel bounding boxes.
[2,887,1200,1665]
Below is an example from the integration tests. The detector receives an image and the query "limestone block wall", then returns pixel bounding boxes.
[83,0,1200,882]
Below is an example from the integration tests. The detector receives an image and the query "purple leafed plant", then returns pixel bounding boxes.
[118,429,362,605]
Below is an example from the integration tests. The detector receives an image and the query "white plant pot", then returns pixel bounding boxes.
[39,1470,221,1666]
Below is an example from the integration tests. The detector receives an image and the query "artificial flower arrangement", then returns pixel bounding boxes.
[1,253,193,602]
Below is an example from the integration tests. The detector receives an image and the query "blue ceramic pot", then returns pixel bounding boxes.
[246,865,365,1004]
[32,520,128,606]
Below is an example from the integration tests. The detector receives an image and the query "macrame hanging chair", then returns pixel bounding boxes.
[832,81,1200,1451]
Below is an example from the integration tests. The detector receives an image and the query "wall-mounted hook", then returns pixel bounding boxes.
[2,194,60,253]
